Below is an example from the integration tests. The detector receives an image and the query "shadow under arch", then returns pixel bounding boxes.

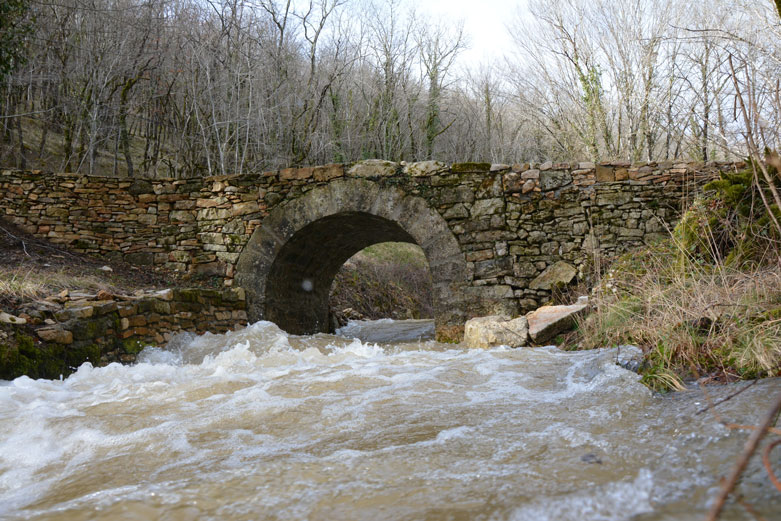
[235,179,468,341]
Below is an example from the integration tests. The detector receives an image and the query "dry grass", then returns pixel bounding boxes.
[0,265,124,303]
[578,239,781,391]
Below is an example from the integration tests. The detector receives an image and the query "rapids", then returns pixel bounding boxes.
[0,319,779,520]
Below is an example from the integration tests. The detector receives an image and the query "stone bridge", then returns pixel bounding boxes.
[0,160,736,341]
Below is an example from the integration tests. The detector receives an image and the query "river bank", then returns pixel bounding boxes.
[0,222,247,378]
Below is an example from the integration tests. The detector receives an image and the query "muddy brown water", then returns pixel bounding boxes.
[1,319,779,520]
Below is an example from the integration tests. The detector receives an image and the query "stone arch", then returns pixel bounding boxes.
[235,179,468,341]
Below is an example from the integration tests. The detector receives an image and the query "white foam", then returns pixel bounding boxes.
[507,469,655,521]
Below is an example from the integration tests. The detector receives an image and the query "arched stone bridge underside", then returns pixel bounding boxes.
[235,179,468,340]
[1,160,734,341]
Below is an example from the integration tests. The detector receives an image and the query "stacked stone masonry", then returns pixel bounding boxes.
[0,288,247,379]
[1,160,741,338]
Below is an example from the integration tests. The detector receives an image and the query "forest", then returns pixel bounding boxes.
[0,0,779,178]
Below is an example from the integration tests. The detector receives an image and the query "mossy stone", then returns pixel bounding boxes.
[64,343,100,370]
[68,317,110,341]
[450,162,491,173]
[174,289,201,303]
[0,332,69,380]
[121,338,145,355]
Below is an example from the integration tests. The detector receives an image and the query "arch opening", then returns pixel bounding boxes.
[235,179,470,342]
[329,241,434,325]
[264,212,420,335]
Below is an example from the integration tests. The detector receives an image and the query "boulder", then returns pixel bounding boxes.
[526,303,587,344]
[463,315,529,348]
[529,261,578,291]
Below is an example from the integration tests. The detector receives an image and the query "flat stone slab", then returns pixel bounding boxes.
[526,303,587,345]
[464,315,529,348]
[529,261,577,291]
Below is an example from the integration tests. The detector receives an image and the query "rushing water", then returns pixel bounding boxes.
[1,319,779,520]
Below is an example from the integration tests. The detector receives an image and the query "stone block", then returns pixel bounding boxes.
[37,326,73,344]
[595,191,633,206]
[474,257,513,279]
[405,160,448,177]
[463,315,529,348]
[280,167,314,180]
[197,208,231,220]
[55,306,94,322]
[450,162,491,173]
[310,164,342,181]
[539,170,572,191]
[129,179,153,195]
[443,204,469,219]
[170,210,196,222]
[437,186,475,205]
[128,315,147,327]
[231,201,259,216]
[466,249,494,262]
[67,317,110,340]
[174,199,196,210]
[125,252,155,265]
[45,206,69,219]
[526,304,587,344]
[503,172,523,193]
[169,250,191,263]
[199,232,225,245]
[138,214,157,225]
[595,165,615,182]
[216,252,241,263]
[347,160,398,177]
[196,198,219,208]
[529,261,578,290]
[512,163,530,172]
[471,198,504,217]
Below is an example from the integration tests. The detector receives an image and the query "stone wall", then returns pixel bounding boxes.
[0,159,741,324]
[0,287,247,380]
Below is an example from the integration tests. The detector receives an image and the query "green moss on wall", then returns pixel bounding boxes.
[450,162,491,173]
[0,331,70,380]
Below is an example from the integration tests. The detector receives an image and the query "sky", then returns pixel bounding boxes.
[417,0,529,70]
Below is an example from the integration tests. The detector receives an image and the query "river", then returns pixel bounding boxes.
[1,319,779,520]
